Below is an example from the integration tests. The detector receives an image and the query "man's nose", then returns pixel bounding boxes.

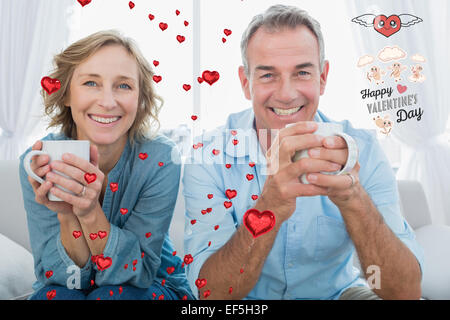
[274,77,298,105]
[98,87,118,109]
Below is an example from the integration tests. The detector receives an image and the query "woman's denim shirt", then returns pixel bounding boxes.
[19,132,194,299]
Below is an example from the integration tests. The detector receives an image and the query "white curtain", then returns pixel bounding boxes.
[0,0,72,160]
[346,0,450,225]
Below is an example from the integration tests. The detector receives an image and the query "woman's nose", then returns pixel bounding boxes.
[98,88,118,109]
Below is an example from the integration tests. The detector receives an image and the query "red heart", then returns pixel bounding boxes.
[251,195,259,200]
[175,9,180,16]
[225,189,237,200]
[77,0,91,7]
[172,251,177,256]
[225,164,232,169]
[110,182,118,192]
[84,172,96,184]
[41,76,61,95]
[72,230,82,239]
[214,225,219,230]
[159,22,168,31]
[132,259,138,266]
[397,84,407,94]
[148,13,155,21]
[224,201,232,209]
[191,115,198,121]
[184,20,189,27]
[89,233,98,240]
[207,194,214,199]
[176,35,185,43]
[222,37,227,43]
[212,149,220,156]
[195,278,207,289]
[166,266,175,275]
[153,75,162,83]
[98,230,107,239]
[243,209,276,238]
[190,219,196,225]
[45,270,53,279]
[373,15,401,38]
[46,289,56,300]
[201,209,207,215]
[203,290,211,298]
[153,60,159,67]
[246,174,254,181]
[96,255,112,271]
[197,77,204,84]
[202,70,220,86]
[184,254,194,265]
[231,130,237,136]
[232,139,239,145]
[249,162,255,167]
[224,29,232,36]
[128,1,135,9]
[120,208,128,215]
[183,84,191,91]
[158,162,164,167]
[139,152,148,160]
[145,232,152,238]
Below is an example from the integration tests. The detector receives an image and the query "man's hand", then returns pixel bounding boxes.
[260,121,341,223]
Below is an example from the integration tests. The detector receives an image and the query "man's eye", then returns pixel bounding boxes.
[298,71,309,76]
[119,83,131,89]
[261,73,273,79]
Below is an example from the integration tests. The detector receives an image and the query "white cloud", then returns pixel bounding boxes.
[378,46,407,62]
[357,55,375,67]
[411,54,426,63]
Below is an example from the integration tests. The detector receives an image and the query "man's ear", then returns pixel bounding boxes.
[238,66,252,100]
[319,60,330,96]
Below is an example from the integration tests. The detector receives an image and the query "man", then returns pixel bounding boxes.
[182,5,423,300]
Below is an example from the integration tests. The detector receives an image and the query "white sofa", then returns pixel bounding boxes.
[1,159,450,300]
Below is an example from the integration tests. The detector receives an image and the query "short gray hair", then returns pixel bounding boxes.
[240,4,325,75]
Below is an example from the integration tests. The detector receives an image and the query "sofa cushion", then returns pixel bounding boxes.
[0,233,36,299]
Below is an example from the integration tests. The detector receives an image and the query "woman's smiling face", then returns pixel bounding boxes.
[65,44,140,146]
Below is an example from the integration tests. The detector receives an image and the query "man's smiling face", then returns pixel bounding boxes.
[239,25,329,132]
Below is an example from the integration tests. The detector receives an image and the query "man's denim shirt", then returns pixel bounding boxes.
[183,108,424,300]
[19,132,194,299]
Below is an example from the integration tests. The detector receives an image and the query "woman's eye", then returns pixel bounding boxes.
[119,83,131,89]
[84,81,97,87]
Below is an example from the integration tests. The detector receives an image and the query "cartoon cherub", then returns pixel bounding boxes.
[408,64,426,83]
[388,62,407,82]
[367,66,386,85]
[373,115,393,135]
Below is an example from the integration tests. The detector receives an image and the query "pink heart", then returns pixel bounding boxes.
[397,84,407,94]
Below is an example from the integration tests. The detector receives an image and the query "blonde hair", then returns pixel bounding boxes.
[43,30,162,145]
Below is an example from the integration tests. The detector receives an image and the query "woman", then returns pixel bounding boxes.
[19,30,193,300]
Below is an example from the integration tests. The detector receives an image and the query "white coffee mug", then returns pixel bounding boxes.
[23,140,90,201]
[285,122,358,184]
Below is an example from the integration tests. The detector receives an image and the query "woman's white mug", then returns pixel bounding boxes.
[23,140,90,201]
[285,122,358,184]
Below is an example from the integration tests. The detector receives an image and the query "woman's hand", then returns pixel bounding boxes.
[28,140,74,215]
[46,144,105,219]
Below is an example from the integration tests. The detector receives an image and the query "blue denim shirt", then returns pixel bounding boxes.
[19,132,194,299]
[183,108,424,300]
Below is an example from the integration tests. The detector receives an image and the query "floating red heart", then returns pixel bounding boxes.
[148,13,155,21]
[222,37,227,43]
[166,266,175,274]
[232,139,239,145]
[153,75,162,83]
[128,1,135,9]
[175,10,180,16]
[246,174,254,181]
[184,254,194,265]
[225,164,232,169]
[45,270,53,279]
[77,0,91,7]
[251,194,259,200]
[110,182,118,192]
[224,201,232,209]
[41,76,61,95]
[158,162,164,167]
[243,209,276,238]
[139,152,148,160]
[159,22,168,31]
[183,84,191,91]
[98,230,107,239]
[191,115,198,121]
[96,255,112,271]
[207,194,214,199]
[195,278,207,289]
[212,149,220,156]
[176,35,185,43]
[152,60,159,67]
[225,189,237,200]
[224,29,232,36]
[46,289,56,300]
[84,172,96,184]
[120,208,128,215]
[72,230,82,239]
[373,15,401,37]
[184,20,189,27]
[197,77,204,84]
[145,232,152,238]
[89,233,98,240]
[202,70,220,86]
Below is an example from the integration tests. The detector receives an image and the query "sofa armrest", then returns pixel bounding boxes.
[414,224,450,300]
